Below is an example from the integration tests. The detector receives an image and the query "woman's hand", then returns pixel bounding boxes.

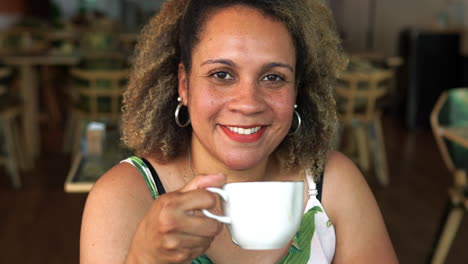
[126,173,226,264]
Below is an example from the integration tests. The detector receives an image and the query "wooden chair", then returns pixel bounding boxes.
[429,88,468,264]
[349,53,404,69]
[348,54,404,112]
[335,69,394,186]
[0,27,48,55]
[64,67,129,158]
[0,67,26,189]
[79,52,129,71]
[80,30,119,54]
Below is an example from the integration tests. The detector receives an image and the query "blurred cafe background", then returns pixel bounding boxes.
[0,0,467,263]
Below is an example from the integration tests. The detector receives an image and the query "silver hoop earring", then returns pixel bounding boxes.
[288,104,301,136]
[175,97,190,127]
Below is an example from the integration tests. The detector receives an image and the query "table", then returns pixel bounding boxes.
[65,128,131,193]
[2,52,80,163]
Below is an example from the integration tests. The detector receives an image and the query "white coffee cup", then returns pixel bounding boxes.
[202,181,304,250]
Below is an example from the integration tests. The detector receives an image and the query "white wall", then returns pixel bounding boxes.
[374,0,445,55]
[332,0,468,55]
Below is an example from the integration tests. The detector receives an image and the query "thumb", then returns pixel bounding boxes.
[180,173,226,192]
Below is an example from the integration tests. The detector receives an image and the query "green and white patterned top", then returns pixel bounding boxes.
[122,156,336,264]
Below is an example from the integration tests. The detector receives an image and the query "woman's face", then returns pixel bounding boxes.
[178,5,297,171]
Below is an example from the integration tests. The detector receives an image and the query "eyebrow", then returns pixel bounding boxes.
[201,59,235,67]
[262,62,294,73]
[201,60,294,73]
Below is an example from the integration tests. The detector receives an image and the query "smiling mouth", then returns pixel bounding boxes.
[220,125,267,143]
[225,126,262,135]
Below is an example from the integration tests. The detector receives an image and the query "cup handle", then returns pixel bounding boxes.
[201,187,232,224]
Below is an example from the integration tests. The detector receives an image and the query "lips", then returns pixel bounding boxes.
[220,125,267,143]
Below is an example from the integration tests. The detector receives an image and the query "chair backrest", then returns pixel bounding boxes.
[0,27,48,55]
[349,53,404,69]
[80,30,119,53]
[335,69,393,123]
[430,88,468,171]
[70,68,129,122]
[79,52,129,70]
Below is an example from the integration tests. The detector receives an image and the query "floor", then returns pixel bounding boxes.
[0,114,467,264]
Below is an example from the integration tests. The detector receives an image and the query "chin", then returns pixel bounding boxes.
[222,154,264,171]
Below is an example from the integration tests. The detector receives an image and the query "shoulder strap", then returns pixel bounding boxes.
[142,158,166,195]
[305,169,323,202]
[316,175,323,202]
[120,156,164,199]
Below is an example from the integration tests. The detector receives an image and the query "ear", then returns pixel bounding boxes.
[178,63,188,105]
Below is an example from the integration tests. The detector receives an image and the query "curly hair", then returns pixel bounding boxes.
[121,0,347,177]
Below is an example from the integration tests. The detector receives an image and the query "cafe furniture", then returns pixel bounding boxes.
[350,53,404,69]
[0,19,137,162]
[429,88,468,264]
[0,67,27,189]
[335,62,394,187]
[1,51,80,163]
[64,126,131,193]
[349,53,404,111]
[0,25,82,161]
[0,27,49,55]
[80,30,119,54]
[65,66,129,160]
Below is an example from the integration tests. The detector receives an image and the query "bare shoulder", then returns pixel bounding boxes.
[80,161,153,263]
[86,161,152,206]
[321,151,398,264]
[323,151,369,204]
[321,151,374,218]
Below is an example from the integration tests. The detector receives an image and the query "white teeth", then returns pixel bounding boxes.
[227,126,261,135]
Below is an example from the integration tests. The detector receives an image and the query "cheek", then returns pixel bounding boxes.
[279,106,295,127]
[271,91,296,119]
[198,87,219,106]
[189,87,222,121]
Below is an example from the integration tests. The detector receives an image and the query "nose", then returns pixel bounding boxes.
[227,80,266,115]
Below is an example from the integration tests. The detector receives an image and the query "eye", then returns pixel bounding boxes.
[262,74,284,82]
[212,71,234,80]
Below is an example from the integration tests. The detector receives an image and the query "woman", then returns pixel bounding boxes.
[81,0,398,263]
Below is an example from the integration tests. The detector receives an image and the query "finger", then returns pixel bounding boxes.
[154,191,222,233]
[180,173,226,192]
[176,189,220,212]
[156,188,218,214]
[161,233,214,251]
[178,214,223,237]
[191,207,222,217]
